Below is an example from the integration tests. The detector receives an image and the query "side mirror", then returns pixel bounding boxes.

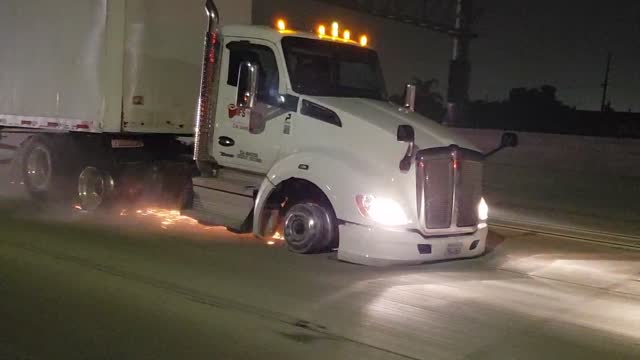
[236,61,259,109]
[404,84,417,112]
[501,132,518,148]
[485,132,519,158]
[397,125,416,172]
[397,124,415,143]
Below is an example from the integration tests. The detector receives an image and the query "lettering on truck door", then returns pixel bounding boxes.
[212,38,289,174]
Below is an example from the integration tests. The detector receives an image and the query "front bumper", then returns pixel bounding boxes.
[337,222,488,266]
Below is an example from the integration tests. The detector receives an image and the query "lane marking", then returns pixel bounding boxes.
[495,267,640,300]
[490,221,640,251]
[492,217,640,241]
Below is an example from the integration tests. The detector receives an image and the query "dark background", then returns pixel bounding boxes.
[254,0,640,112]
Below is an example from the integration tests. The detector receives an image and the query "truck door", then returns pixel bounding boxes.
[212,38,289,174]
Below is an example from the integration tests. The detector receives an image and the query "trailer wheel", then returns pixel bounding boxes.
[283,202,337,254]
[77,166,115,212]
[21,135,75,203]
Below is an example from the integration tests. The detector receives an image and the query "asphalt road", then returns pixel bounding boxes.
[1,157,640,359]
[1,198,639,360]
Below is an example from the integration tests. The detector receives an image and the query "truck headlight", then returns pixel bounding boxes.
[356,194,409,226]
[478,197,489,221]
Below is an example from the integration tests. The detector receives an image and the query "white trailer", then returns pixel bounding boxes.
[0,0,251,208]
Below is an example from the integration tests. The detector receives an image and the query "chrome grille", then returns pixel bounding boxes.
[423,157,454,229]
[455,160,483,227]
[416,146,484,234]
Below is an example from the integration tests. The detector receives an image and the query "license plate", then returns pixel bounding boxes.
[446,242,463,256]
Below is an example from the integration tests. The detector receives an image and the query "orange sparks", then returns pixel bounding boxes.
[133,208,199,228]
[122,207,231,233]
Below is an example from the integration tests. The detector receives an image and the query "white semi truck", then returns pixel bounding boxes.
[1,0,516,265]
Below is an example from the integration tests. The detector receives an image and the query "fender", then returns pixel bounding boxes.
[252,150,393,235]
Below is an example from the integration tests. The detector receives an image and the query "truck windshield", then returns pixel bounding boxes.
[282,37,387,101]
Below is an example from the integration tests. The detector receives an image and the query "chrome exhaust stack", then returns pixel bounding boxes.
[194,0,222,177]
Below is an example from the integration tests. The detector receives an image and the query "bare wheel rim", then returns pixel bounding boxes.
[78,167,113,211]
[284,204,328,251]
[25,146,52,191]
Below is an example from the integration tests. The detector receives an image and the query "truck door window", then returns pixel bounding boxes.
[227,42,279,105]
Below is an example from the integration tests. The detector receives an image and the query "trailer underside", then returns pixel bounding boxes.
[0,129,194,212]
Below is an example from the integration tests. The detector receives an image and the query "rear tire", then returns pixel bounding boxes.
[21,135,77,204]
[283,202,337,254]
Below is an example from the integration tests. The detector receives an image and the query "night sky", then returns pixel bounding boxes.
[254,0,640,111]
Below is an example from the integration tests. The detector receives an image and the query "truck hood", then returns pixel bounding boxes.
[305,96,478,151]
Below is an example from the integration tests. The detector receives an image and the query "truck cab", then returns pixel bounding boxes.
[185,11,495,266]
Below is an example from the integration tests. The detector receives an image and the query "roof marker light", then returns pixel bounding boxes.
[331,22,339,38]
[318,24,326,36]
[276,19,286,31]
[360,35,368,47]
[343,30,351,41]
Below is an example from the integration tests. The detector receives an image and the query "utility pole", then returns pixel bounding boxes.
[600,52,612,112]
[445,0,473,126]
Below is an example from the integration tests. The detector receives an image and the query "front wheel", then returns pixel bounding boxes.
[283,202,337,254]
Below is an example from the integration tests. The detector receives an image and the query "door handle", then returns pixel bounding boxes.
[218,136,235,147]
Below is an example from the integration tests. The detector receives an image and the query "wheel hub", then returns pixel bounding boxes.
[286,214,312,241]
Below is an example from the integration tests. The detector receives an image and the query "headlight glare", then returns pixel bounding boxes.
[478,197,489,221]
[356,194,409,226]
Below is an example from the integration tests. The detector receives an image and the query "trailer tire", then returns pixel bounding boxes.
[283,202,337,254]
[21,135,77,204]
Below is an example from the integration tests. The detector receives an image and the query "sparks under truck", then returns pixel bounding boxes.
[1,0,517,265]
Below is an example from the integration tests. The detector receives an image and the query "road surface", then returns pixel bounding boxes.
[1,199,639,359]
